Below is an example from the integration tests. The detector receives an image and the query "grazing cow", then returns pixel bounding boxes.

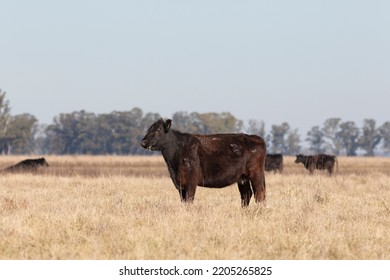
[295,154,338,175]
[5,157,49,172]
[141,119,266,207]
[265,153,283,173]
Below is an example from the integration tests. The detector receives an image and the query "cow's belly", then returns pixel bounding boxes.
[198,163,244,188]
[199,177,237,188]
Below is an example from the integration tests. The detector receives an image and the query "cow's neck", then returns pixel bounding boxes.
[160,130,184,185]
[160,130,181,169]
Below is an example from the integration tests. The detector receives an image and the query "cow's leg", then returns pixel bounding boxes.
[309,164,315,174]
[179,184,197,203]
[327,164,333,176]
[250,172,266,204]
[173,180,187,202]
[178,187,187,202]
[238,176,252,207]
[175,173,197,203]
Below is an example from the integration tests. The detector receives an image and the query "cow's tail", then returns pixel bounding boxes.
[334,156,339,174]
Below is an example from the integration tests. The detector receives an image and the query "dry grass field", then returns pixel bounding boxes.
[1,155,390,260]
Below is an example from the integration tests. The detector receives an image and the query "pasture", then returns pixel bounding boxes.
[1,155,390,260]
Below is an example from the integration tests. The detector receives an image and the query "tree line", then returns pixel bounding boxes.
[1,90,390,156]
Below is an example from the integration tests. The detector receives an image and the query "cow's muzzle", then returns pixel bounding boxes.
[141,140,154,150]
[141,140,149,149]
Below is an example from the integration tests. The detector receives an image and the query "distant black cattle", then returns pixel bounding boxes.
[295,154,338,175]
[5,157,49,172]
[265,153,283,173]
[141,119,266,207]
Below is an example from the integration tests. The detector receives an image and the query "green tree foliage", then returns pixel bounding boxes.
[270,123,289,153]
[0,90,12,153]
[336,121,360,156]
[246,119,266,137]
[268,123,301,155]
[309,119,361,156]
[6,114,38,154]
[45,108,161,155]
[0,91,38,154]
[358,119,382,157]
[44,110,247,155]
[198,112,243,133]
[39,114,390,156]
[307,118,390,156]
[45,111,90,154]
[269,123,287,153]
[379,122,390,153]
[3,91,390,156]
[321,118,343,155]
[285,129,301,155]
[172,111,243,134]
[172,112,205,133]
[246,119,271,151]
[306,126,326,153]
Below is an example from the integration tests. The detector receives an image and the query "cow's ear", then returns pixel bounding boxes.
[164,119,172,132]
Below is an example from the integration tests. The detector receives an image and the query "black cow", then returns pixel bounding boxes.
[265,153,283,173]
[5,157,49,172]
[141,119,266,207]
[295,154,338,175]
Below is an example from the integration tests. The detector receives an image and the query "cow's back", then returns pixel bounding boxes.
[195,133,265,154]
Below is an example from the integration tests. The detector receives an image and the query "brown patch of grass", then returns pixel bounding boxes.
[1,156,390,259]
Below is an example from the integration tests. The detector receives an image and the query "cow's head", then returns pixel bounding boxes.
[295,154,304,163]
[39,158,49,166]
[141,119,172,151]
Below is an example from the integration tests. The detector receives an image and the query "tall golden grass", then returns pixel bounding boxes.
[1,155,390,260]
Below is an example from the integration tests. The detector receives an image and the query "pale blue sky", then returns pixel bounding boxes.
[1,0,389,134]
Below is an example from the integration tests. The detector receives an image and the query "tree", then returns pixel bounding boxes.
[358,119,382,156]
[113,108,146,154]
[379,122,390,154]
[336,121,360,156]
[269,122,290,154]
[74,111,99,154]
[0,92,40,154]
[45,111,100,154]
[199,112,243,134]
[171,111,204,133]
[46,112,73,154]
[44,108,161,155]
[246,119,266,137]
[306,126,326,153]
[322,118,343,155]
[0,90,12,154]
[285,129,301,155]
[33,124,49,154]
[5,114,38,154]
[246,119,270,151]
[171,111,243,134]
[141,112,161,132]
